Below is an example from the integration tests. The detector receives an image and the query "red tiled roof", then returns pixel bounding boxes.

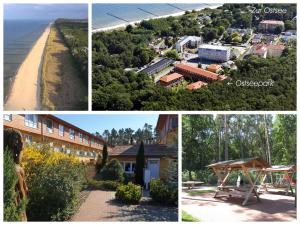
[159,73,183,83]
[207,64,221,71]
[267,44,285,50]
[186,81,207,90]
[260,20,284,25]
[175,64,219,81]
[253,44,268,53]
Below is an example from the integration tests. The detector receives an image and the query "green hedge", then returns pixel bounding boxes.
[150,179,178,206]
[115,182,142,204]
[86,179,121,191]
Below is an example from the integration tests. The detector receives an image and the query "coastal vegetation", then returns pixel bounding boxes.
[92,4,296,110]
[42,19,88,110]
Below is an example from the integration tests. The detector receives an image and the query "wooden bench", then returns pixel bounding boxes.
[183,181,204,189]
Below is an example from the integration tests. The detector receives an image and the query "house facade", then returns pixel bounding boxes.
[258,20,284,33]
[175,35,202,52]
[198,44,231,62]
[3,114,106,162]
[159,73,183,88]
[108,114,178,181]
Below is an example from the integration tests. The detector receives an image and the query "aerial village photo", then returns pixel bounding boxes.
[4,4,88,111]
[181,114,296,222]
[92,3,296,110]
[3,114,178,221]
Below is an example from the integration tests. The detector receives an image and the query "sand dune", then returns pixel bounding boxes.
[5,24,51,111]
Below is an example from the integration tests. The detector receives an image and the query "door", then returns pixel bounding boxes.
[148,159,160,179]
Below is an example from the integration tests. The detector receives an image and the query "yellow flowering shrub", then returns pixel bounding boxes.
[21,144,84,221]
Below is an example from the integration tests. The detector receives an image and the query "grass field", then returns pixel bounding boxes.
[41,24,88,110]
[182,210,200,222]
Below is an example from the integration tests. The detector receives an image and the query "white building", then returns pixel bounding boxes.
[198,44,231,62]
[267,45,285,57]
[175,36,202,52]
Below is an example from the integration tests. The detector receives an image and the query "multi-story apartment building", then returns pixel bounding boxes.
[175,35,202,52]
[3,114,106,162]
[198,44,231,62]
[258,20,284,33]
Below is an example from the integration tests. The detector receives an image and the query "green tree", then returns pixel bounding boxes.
[165,49,180,60]
[4,149,22,221]
[135,141,145,185]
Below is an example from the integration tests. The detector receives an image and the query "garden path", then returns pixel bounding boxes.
[71,190,178,221]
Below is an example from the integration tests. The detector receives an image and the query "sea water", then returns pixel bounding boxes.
[3,20,50,99]
[92,3,219,29]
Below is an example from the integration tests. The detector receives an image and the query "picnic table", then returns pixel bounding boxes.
[260,165,296,196]
[182,181,204,189]
[207,157,269,206]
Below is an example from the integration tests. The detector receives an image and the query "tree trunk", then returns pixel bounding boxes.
[224,115,229,160]
[238,116,244,158]
[263,115,271,165]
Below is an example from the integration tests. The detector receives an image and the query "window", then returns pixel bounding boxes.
[25,115,38,128]
[23,134,32,143]
[3,114,12,121]
[79,133,83,142]
[122,161,136,173]
[69,129,75,140]
[170,117,178,130]
[59,124,64,136]
[84,135,89,144]
[46,119,53,133]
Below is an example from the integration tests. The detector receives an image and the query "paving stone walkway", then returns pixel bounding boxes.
[71,190,178,221]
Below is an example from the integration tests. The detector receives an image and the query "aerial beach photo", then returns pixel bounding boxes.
[92,3,296,111]
[4,4,88,111]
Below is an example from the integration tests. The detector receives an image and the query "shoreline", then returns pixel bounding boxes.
[92,4,222,33]
[4,23,52,111]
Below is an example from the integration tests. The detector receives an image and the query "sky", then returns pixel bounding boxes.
[4,4,88,20]
[54,114,159,135]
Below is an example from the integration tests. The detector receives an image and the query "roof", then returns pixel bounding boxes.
[110,144,178,158]
[140,58,174,74]
[260,20,284,25]
[46,115,106,144]
[265,165,296,172]
[207,64,221,71]
[176,35,201,46]
[207,157,270,170]
[252,45,268,53]
[186,81,207,90]
[199,44,229,51]
[175,64,219,81]
[159,73,183,83]
[267,44,285,50]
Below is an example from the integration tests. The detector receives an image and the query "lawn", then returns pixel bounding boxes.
[187,189,215,196]
[182,210,200,222]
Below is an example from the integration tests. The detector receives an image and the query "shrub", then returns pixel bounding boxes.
[86,179,121,191]
[115,182,142,204]
[124,173,135,184]
[3,148,25,221]
[100,159,124,182]
[22,144,84,221]
[150,179,178,206]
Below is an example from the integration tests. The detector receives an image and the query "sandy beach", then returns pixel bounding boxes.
[92,4,221,33]
[5,24,51,110]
